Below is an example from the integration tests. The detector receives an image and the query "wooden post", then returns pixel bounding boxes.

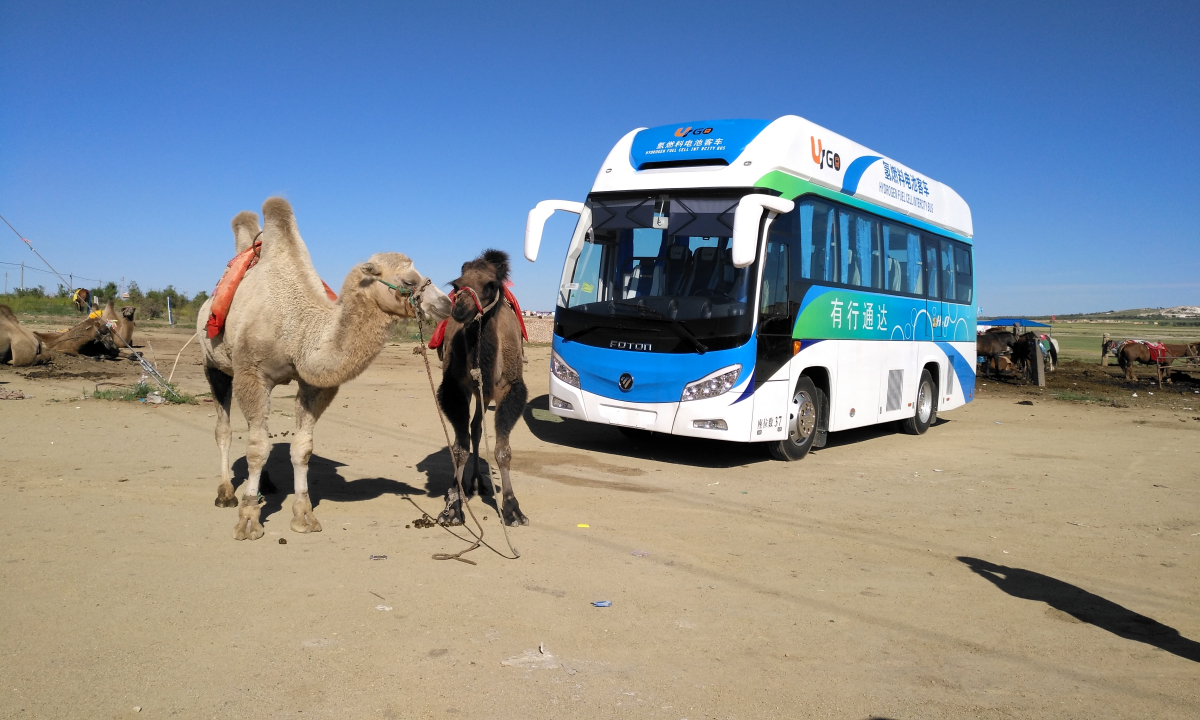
[1101,332,1110,366]
[1035,342,1046,387]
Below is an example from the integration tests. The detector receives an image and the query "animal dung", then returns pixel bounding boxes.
[278,538,287,545]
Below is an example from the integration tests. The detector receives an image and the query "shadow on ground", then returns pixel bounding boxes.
[521,393,935,465]
[233,444,424,522]
[959,556,1200,663]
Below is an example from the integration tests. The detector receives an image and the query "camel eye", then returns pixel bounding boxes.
[402,279,414,287]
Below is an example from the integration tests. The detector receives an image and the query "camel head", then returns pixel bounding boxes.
[354,253,451,321]
[449,249,510,325]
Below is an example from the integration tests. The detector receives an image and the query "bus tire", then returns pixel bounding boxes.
[768,377,822,461]
[901,369,937,435]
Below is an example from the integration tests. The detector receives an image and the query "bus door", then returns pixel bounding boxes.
[922,236,941,340]
[751,219,795,441]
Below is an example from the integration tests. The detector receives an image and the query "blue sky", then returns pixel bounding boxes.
[1,1,1197,315]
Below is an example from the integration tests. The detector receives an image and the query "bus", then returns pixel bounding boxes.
[523,116,975,460]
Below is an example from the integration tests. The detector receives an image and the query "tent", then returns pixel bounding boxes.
[979,317,1050,328]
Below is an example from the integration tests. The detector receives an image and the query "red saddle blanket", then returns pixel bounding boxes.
[428,285,527,349]
[205,241,338,339]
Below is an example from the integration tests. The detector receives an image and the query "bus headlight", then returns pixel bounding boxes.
[681,365,741,402]
[550,352,580,388]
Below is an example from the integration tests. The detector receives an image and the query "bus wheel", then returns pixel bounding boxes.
[769,377,822,461]
[901,369,938,435]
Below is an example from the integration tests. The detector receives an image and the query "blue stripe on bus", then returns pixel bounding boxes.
[840,155,882,195]
[553,335,756,404]
[935,341,976,398]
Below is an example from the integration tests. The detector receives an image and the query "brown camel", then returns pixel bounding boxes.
[100,300,136,347]
[35,317,119,357]
[198,197,452,541]
[436,249,529,527]
[0,305,49,366]
[1118,341,1199,381]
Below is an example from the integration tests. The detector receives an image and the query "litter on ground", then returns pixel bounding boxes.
[591,600,612,607]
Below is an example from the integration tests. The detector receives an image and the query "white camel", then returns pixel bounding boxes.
[198,197,451,540]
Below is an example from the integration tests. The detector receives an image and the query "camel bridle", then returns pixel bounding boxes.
[376,276,432,319]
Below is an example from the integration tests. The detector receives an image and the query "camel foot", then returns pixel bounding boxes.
[290,492,322,533]
[502,498,528,527]
[437,491,464,526]
[233,495,265,541]
[214,483,238,508]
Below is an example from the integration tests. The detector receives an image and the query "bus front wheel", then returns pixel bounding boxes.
[768,377,823,461]
[901,369,938,435]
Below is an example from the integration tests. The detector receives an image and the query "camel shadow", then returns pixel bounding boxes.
[233,444,424,522]
[414,447,502,513]
[959,556,1200,663]
[522,394,767,469]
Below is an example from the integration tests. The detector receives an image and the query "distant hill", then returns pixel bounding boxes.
[983,306,1200,326]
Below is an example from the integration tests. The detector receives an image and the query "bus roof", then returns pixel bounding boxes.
[590,116,973,238]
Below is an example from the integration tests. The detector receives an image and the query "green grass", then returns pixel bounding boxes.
[1046,322,1200,362]
[0,295,78,316]
[1054,390,1108,403]
[93,382,196,405]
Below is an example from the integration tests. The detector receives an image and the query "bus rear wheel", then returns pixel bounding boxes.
[901,369,937,435]
[768,377,823,461]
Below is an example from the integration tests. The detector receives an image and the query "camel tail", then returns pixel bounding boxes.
[231,211,261,253]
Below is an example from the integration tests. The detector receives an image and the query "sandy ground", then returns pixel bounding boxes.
[1,325,1198,720]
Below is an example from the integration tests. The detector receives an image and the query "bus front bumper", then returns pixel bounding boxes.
[547,374,756,441]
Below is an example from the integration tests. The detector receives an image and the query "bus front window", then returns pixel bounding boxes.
[556,193,761,352]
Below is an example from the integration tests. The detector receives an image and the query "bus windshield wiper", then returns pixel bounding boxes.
[563,323,628,343]
[612,301,708,354]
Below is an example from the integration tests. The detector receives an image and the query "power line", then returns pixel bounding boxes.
[0,212,100,289]
[0,260,100,284]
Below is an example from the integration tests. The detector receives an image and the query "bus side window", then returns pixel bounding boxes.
[802,200,837,283]
[955,245,973,304]
[922,237,939,299]
[940,239,956,303]
[759,240,790,319]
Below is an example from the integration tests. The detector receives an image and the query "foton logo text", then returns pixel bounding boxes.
[810,137,841,171]
[675,126,714,138]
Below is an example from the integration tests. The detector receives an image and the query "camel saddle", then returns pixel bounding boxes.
[206,240,338,339]
[428,285,527,349]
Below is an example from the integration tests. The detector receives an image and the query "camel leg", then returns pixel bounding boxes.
[493,379,528,526]
[467,396,488,497]
[231,371,271,540]
[436,380,472,525]
[290,383,337,533]
[205,366,238,508]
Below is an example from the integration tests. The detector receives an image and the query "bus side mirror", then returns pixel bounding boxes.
[731,195,795,268]
[525,200,585,262]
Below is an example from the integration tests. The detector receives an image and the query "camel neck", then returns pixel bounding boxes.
[295,285,392,388]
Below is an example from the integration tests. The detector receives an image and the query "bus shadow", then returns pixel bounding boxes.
[522,394,771,468]
[818,417,950,451]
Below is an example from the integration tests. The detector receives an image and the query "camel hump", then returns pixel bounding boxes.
[261,196,307,254]
[231,211,261,253]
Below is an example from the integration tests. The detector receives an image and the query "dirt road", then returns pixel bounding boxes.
[1,328,1197,719]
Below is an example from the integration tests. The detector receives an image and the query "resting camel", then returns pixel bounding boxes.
[35,317,119,357]
[100,300,136,347]
[0,305,49,366]
[198,197,452,540]
[436,249,529,527]
[1118,341,1199,382]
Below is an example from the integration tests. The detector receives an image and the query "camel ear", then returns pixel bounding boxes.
[360,262,382,277]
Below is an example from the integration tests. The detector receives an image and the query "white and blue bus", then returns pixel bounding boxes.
[524,116,975,460]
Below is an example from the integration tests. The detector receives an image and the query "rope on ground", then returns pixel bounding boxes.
[168,331,200,384]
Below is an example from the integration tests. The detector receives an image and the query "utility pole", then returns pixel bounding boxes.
[20,261,24,290]
[70,273,73,290]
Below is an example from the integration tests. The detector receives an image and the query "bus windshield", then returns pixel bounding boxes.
[556,193,761,352]
[552,193,758,352]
